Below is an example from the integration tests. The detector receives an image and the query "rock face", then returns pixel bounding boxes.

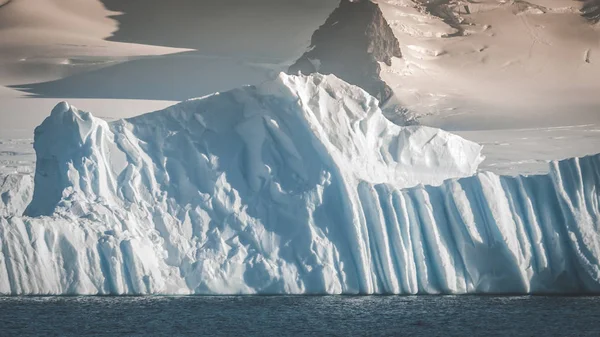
[288,0,402,105]
[581,0,600,23]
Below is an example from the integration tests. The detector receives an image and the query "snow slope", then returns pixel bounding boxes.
[376,0,600,129]
[1,73,599,295]
[0,0,188,85]
[374,0,600,175]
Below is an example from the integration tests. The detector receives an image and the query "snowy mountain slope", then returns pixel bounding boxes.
[376,0,600,129]
[1,74,599,295]
[370,0,600,174]
[0,0,188,85]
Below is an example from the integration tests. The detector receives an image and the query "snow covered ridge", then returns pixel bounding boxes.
[1,73,599,295]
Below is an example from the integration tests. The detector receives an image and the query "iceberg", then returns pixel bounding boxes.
[0,73,599,295]
[0,174,33,218]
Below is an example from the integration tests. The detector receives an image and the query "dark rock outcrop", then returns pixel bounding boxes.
[581,0,600,23]
[418,0,465,37]
[288,0,402,105]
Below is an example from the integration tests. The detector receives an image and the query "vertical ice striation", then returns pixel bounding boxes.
[351,157,600,294]
[0,73,599,295]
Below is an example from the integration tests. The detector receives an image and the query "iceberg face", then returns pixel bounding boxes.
[354,156,600,294]
[0,73,598,295]
[0,174,33,218]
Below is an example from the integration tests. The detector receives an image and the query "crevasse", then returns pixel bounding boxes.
[0,73,598,295]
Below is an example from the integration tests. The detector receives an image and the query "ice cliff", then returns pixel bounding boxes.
[1,73,599,295]
[0,174,33,218]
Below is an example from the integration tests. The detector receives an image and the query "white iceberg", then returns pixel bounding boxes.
[0,74,598,295]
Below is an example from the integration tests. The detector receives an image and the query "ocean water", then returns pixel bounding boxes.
[0,296,599,336]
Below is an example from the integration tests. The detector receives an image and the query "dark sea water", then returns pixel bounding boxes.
[0,296,599,336]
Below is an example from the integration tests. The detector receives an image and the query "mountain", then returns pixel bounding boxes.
[288,0,401,105]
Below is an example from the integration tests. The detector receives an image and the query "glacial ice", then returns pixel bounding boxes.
[0,174,33,218]
[1,73,599,295]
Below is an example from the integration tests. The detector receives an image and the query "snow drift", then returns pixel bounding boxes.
[0,73,599,295]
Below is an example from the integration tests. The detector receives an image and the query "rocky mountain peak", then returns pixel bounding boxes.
[288,0,402,105]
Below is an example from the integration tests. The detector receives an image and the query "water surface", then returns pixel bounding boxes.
[0,296,598,336]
